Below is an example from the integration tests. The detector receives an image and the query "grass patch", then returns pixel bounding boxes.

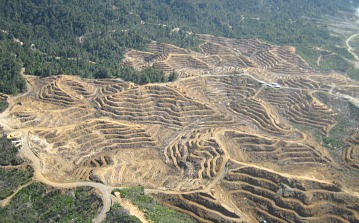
[319,54,351,73]
[312,131,322,144]
[323,44,354,60]
[292,123,322,143]
[296,46,321,69]
[347,67,359,81]
[0,184,102,223]
[0,166,33,199]
[296,45,357,76]
[115,187,196,223]
[323,115,347,149]
[313,92,359,160]
[105,203,141,223]
[329,115,347,138]
[322,137,345,149]
[294,115,348,150]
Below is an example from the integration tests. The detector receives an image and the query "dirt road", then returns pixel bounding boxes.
[0,78,117,223]
[0,181,32,208]
[112,196,149,223]
[21,129,118,223]
[346,32,359,67]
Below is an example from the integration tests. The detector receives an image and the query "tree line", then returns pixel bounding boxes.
[0,0,358,94]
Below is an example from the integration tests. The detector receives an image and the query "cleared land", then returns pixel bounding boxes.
[0,35,359,222]
[124,34,313,81]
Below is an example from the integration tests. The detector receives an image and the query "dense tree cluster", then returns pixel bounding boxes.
[0,184,102,222]
[0,0,358,94]
[0,135,23,166]
[0,38,26,94]
[0,100,8,112]
[0,167,33,199]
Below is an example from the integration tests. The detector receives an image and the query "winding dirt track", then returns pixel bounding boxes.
[346,32,359,65]
[0,74,116,223]
[23,129,117,223]
[112,195,149,223]
[0,181,32,208]
[0,124,117,222]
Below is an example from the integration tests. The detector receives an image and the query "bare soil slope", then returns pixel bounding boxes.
[1,35,359,223]
[123,34,312,80]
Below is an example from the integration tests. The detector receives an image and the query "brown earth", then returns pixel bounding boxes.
[1,35,359,223]
[123,34,313,81]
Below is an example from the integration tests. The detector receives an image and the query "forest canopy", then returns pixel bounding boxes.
[0,0,358,94]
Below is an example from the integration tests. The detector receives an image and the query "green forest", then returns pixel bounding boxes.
[111,187,196,223]
[0,184,102,223]
[0,0,358,94]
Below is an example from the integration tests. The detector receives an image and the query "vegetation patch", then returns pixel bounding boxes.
[350,35,359,57]
[347,67,359,81]
[316,92,358,150]
[114,66,170,85]
[292,123,322,144]
[0,48,26,95]
[0,184,102,223]
[0,166,33,199]
[0,100,8,113]
[115,187,196,223]
[0,135,23,166]
[323,113,356,151]
[296,46,356,75]
[0,134,32,199]
[0,0,357,93]
[105,203,141,223]
[319,54,351,73]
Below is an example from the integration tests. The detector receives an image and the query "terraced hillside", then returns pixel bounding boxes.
[155,162,359,223]
[123,34,313,80]
[1,35,359,223]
